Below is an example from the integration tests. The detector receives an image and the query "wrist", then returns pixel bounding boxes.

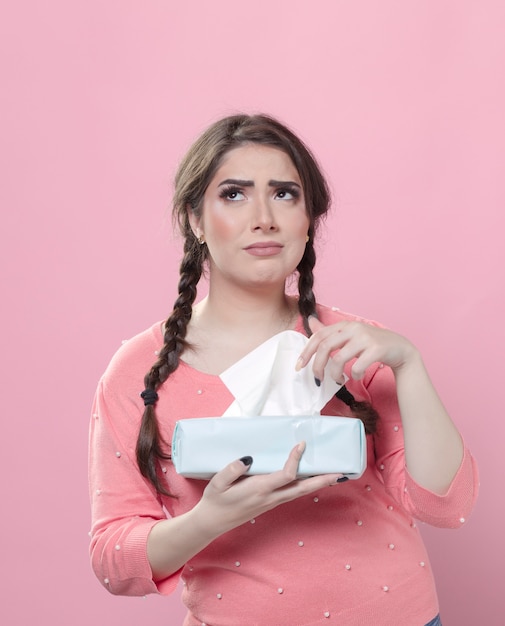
[391,343,423,376]
[190,501,229,543]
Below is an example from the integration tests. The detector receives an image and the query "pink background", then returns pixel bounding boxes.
[1,1,503,624]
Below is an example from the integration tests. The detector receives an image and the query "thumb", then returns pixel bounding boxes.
[308,316,326,334]
[210,456,253,491]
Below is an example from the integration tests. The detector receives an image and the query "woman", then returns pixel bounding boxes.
[89,114,478,625]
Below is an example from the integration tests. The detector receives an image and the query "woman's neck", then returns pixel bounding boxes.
[196,283,297,334]
[181,285,299,375]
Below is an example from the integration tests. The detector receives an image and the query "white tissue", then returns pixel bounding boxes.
[219,330,345,417]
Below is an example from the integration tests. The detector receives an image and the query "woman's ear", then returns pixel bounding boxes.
[186,204,203,240]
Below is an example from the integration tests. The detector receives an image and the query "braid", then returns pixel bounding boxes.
[297,239,318,335]
[297,242,379,435]
[335,385,379,435]
[136,237,204,494]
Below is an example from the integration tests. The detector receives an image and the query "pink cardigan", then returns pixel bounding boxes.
[89,305,478,626]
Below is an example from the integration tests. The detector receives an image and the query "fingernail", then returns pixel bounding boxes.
[314,377,321,387]
[295,357,303,372]
[297,441,306,454]
[240,456,253,467]
[336,476,349,483]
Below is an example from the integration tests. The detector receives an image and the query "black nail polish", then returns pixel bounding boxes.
[337,476,349,483]
[240,456,253,466]
[314,377,321,387]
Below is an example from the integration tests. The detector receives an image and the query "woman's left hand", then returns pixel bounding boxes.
[295,317,418,383]
[296,317,465,495]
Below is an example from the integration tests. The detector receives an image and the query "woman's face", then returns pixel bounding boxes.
[190,143,310,291]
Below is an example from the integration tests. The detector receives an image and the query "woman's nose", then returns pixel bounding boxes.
[252,196,277,231]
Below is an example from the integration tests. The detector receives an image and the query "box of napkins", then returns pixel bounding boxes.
[172,414,366,479]
[171,330,368,480]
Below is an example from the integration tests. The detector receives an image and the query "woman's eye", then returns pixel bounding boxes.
[275,188,299,201]
[276,190,291,199]
[228,190,243,200]
[220,187,245,201]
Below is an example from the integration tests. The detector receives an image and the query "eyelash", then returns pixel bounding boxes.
[218,185,301,201]
[276,186,300,200]
[219,185,244,201]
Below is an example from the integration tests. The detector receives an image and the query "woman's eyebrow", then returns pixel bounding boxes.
[217,179,301,188]
[268,180,301,188]
[218,178,254,187]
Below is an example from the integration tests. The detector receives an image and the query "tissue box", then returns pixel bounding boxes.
[172,415,366,479]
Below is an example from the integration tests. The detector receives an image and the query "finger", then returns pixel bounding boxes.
[264,442,307,490]
[268,443,344,494]
[296,319,347,371]
[209,455,254,492]
[273,472,344,503]
[308,316,326,334]
[266,444,344,500]
[295,318,327,371]
[350,352,376,380]
[313,338,363,382]
[310,326,357,381]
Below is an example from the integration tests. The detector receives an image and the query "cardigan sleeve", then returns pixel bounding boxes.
[364,363,479,528]
[88,377,180,597]
[316,304,479,528]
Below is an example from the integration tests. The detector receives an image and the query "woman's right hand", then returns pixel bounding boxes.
[148,442,342,581]
[192,442,342,540]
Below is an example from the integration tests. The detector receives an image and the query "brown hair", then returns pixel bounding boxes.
[136,114,378,494]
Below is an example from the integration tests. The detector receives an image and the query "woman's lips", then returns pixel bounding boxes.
[244,242,284,256]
